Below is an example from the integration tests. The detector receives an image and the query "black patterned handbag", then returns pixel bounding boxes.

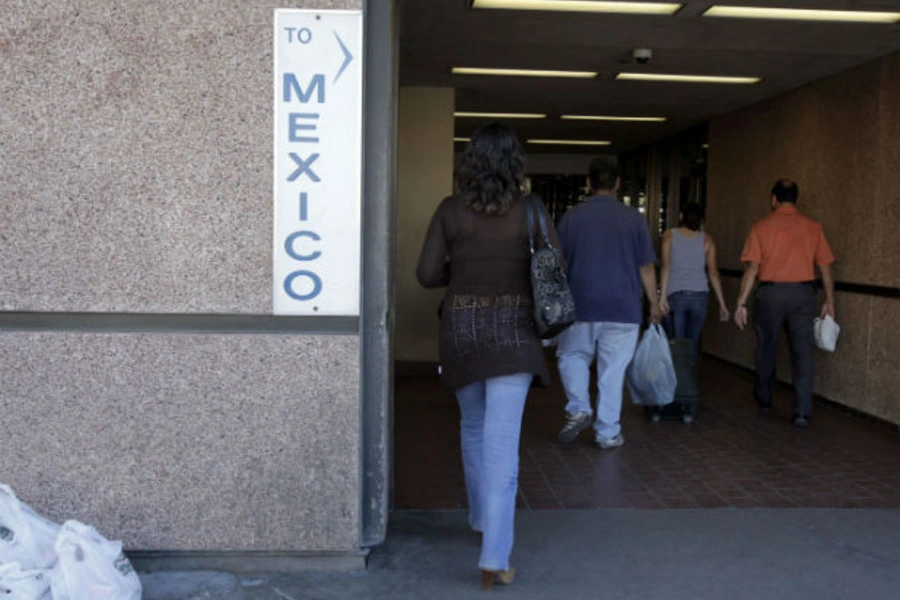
[526,196,577,338]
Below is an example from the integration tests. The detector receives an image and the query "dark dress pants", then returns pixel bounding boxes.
[753,283,817,417]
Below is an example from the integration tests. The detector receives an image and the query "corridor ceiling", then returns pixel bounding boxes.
[399,0,900,153]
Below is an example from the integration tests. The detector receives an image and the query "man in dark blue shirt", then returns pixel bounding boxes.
[556,156,662,449]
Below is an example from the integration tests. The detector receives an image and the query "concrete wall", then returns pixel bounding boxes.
[704,53,900,424]
[2,332,360,551]
[395,87,454,363]
[0,0,364,555]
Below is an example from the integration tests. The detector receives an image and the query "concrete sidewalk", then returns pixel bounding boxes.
[141,509,900,599]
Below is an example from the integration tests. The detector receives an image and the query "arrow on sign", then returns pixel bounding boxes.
[333,32,352,84]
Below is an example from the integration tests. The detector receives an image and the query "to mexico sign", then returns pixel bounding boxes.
[273,9,363,316]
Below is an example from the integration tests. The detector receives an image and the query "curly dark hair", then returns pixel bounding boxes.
[457,122,526,215]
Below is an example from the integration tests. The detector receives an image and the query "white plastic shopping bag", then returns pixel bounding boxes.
[0,484,61,570]
[626,324,677,407]
[814,315,840,352]
[50,520,142,600]
[0,562,52,600]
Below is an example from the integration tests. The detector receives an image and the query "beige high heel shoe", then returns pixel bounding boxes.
[480,567,515,590]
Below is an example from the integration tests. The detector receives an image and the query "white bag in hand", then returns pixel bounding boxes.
[50,520,142,600]
[626,324,677,407]
[0,484,61,570]
[0,562,52,600]
[814,315,840,352]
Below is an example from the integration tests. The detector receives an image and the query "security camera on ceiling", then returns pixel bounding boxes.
[633,48,652,65]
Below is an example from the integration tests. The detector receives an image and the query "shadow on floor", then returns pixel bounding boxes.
[142,509,900,600]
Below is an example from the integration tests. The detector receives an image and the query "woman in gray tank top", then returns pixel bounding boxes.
[659,203,729,361]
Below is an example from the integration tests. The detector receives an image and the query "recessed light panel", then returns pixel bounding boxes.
[527,139,611,146]
[561,115,666,122]
[454,137,471,143]
[472,0,682,15]
[704,6,900,23]
[455,112,547,119]
[452,67,598,78]
[617,72,760,84]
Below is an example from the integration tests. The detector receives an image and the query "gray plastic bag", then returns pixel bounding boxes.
[627,324,677,407]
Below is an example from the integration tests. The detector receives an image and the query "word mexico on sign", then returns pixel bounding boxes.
[273,9,363,316]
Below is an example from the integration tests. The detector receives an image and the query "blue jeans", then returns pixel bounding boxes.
[665,291,708,362]
[455,372,531,571]
[556,321,640,441]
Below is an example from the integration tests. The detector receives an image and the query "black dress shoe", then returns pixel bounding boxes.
[792,415,810,428]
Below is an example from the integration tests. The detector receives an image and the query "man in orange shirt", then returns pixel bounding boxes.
[734,179,835,427]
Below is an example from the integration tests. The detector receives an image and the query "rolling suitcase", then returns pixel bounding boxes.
[646,338,699,423]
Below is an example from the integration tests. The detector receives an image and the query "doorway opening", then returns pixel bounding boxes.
[387,0,900,518]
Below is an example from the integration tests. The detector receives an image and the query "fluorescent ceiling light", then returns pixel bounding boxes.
[703,6,900,24]
[561,114,666,122]
[527,139,611,146]
[452,67,598,78]
[454,137,471,142]
[455,112,547,119]
[617,72,760,84]
[472,0,682,15]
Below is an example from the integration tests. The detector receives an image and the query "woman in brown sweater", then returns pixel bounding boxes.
[417,123,558,590]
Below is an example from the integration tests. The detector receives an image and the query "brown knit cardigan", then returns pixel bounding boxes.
[416,194,559,391]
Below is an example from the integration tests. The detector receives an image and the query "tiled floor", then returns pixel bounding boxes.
[393,357,900,510]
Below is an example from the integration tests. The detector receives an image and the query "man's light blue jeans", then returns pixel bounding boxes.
[557,321,640,441]
[455,372,531,572]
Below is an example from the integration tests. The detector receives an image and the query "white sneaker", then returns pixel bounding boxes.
[596,434,625,450]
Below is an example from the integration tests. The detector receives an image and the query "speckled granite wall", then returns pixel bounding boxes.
[0,0,361,313]
[1,332,360,551]
[0,0,367,556]
[704,53,900,424]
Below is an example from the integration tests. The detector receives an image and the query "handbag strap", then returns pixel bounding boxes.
[525,195,551,253]
[526,195,536,254]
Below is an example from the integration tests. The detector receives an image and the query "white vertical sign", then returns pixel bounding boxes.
[273,9,363,316]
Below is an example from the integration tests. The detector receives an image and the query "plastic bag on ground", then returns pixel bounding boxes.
[814,315,840,352]
[0,562,52,600]
[50,520,142,600]
[626,324,677,407]
[0,484,61,570]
